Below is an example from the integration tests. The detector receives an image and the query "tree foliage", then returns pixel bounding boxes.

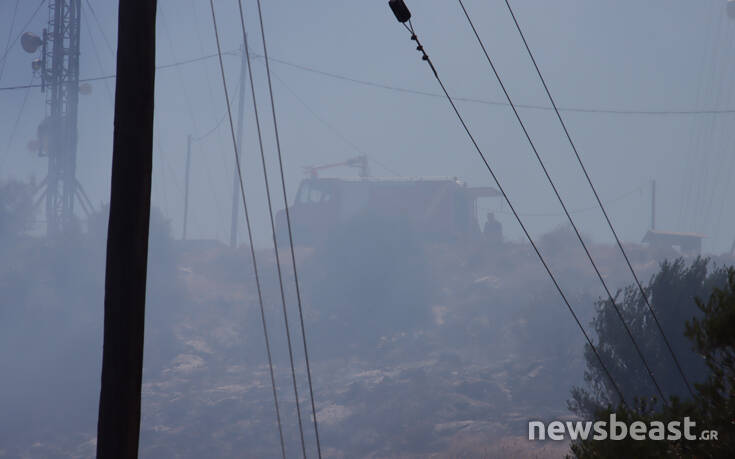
[570,258,727,413]
[570,261,735,457]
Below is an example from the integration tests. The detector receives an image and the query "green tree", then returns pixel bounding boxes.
[570,258,727,413]
[569,263,735,457]
[681,267,735,457]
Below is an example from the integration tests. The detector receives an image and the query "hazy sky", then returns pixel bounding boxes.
[1,0,735,253]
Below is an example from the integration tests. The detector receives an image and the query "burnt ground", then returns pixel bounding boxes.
[2,226,730,458]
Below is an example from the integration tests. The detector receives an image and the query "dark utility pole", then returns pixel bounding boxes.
[96,0,157,457]
[230,45,247,248]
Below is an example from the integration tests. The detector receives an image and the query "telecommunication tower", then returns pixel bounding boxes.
[23,0,93,236]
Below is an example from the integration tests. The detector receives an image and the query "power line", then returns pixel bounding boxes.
[258,54,735,116]
[0,74,113,91]
[501,0,695,399]
[678,1,724,229]
[0,74,35,171]
[390,10,627,407]
[83,0,115,56]
[2,39,735,118]
[81,0,196,232]
[234,2,308,457]
[687,19,733,237]
[0,0,22,81]
[81,1,114,102]
[0,0,46,81]
[681,4,731,234]
[188,0,225,121]
[268,68,402,177]
[160,8,227,240]
[252,0,323,456]
[158,5,233,195]
[208,1,286,457]
[186,0,236,176]
[186,0,239,243]
[83,0,228,237]
[0,50,239,92]
[190,110,227,142]
[456,0,665,402]
[695,25,735,246]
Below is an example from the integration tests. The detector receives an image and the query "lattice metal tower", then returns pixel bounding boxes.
[32,0,92,236]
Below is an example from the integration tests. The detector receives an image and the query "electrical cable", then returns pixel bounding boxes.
[82,0,212,235]
[677,0,722,229]
[454,0,665,402]
[160,8,227,240]
[82,0,184,228]
[186,0,236,173]
[191,110,228,143]
[391,13,627,407]
[188,0,224,119]
[690,21,733,236]
[268,68,402,177]
[0,0,46,81]
[0,0,21,81]
[190,72,239,144]
[257,54,735,116]
[0,51,240,92]
[81,2,114,102]
[208,1,287,456]
[1,0,21,54]
[0,42,734,118]
[500,0,697,398]
[234,2,308,457]
[681,6,728,233]
[83,0,115,56]
[697,25,735,245]
[252,0,323,456]
[158,6,232,190]
[0,74,35,171]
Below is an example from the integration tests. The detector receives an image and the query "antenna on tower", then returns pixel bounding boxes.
[23,0,93,236]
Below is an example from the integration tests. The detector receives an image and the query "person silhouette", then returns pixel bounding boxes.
[483,212,502,245]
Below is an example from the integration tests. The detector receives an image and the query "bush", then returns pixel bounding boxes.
[0,178,35,240]
[569,263,735,458]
